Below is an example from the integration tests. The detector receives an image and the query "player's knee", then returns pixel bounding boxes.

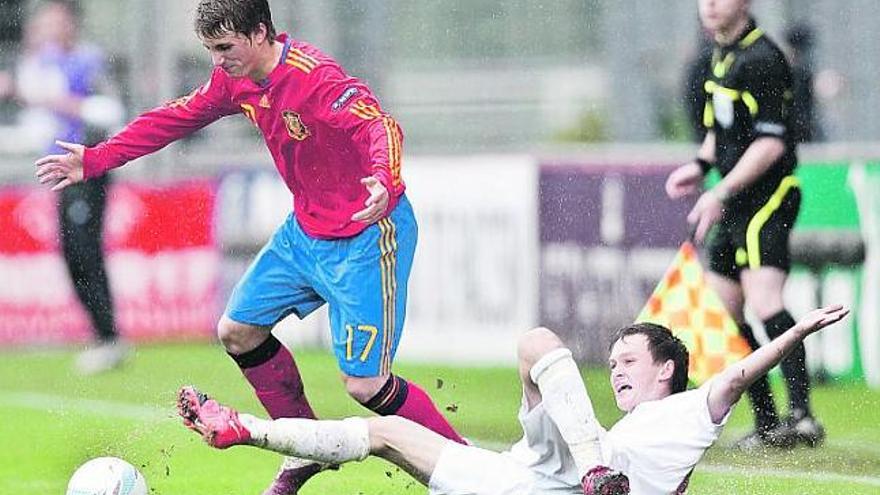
[746,294,785,321]
[216,317,265,354]
[742,271,787,319]
[518,327,565,368]
[343,374,388,404]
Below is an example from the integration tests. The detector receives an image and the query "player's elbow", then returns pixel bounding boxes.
[754,135,786,159]
[717,366,750,402]
[707,369,748,424]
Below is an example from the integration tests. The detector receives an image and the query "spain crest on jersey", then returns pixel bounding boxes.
[282,110,310,141]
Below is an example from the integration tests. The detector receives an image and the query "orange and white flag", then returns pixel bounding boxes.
[636,242,751,385]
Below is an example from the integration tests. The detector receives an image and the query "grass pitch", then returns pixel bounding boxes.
[1,343,878,494]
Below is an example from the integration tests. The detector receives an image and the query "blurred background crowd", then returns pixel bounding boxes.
[0,0,877,386]
[0,0,877,173]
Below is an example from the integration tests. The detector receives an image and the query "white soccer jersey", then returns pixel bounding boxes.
[503,381,728,495]
[601,381,730,494]
[429,382,728,495]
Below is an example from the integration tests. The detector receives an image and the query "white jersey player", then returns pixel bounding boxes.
[179,305,848,495]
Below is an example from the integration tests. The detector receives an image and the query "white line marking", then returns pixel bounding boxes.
[3,391,879,487]
[698,464,880,487]
[824,438,880,457]
[0,391,169,422]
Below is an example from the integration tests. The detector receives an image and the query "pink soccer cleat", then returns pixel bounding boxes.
[178,385,252,449]
[582,466,630,495]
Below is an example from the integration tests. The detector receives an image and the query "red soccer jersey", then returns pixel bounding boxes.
[83,33,405,239]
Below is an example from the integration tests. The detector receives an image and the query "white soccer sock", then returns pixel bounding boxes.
[240,415,371,465]
[529,348,603,477]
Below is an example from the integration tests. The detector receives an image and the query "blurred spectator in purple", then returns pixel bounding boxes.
[0,1,127,374]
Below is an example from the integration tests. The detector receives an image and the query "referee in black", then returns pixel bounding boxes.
[666,0,822,449]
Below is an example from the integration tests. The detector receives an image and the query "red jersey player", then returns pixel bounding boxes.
[35,1,464,493]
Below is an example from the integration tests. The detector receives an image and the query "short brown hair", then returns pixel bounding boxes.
[195,0,276,41]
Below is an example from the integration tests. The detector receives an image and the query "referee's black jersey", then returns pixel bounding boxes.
[703,18,797,206]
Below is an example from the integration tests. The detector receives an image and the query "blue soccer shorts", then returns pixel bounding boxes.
[225,195,417,377]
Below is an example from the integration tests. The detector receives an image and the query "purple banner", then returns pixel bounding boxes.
[539,162,697,363]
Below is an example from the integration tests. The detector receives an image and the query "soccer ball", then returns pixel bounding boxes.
[66,457,148,495]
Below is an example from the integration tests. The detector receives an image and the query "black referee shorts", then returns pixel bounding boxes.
[708,176,801,280]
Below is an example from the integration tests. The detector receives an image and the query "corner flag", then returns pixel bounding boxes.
[636,242,751,385]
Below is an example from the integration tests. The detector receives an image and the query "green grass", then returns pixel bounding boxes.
[1,343,878,494]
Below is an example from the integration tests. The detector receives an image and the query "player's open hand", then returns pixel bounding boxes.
[34,140,85,191]
[351,176,389,224]
[665,161,704,199]
[686,190,724,243]
[795,304,849,337]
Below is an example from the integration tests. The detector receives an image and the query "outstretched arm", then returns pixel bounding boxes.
[707,305,849,424]
[80,71,237,179]
[33,68,237,191]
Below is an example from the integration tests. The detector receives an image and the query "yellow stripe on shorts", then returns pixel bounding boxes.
[377,218,398,375]
[745,176,800,269]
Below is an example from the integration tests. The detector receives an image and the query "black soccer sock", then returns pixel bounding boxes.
[228,333,283,369]
[363,374,408,415]
[739,322,779,432]
[764,310,812,416]
[229,334,316,420]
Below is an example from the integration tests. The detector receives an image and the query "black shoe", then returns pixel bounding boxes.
[781,411,826,448]
[732,427,796,451]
